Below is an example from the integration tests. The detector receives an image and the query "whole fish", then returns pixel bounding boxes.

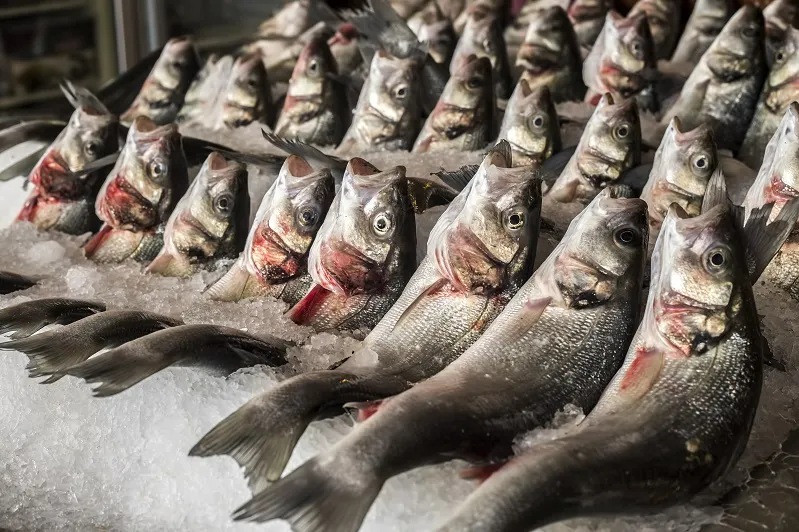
[516,5,585,103]
[232,187,648,531]
[628,0,681,60]
[0,271,38,296]
[284,157,416,331]
[764,0,799,63]
[451,4,512,100]
[662,6,766,153]
[327,23,363,75]
[641,117,718,244]
[176,54,221,124]
[739,27,799,169]
[407,2,457,66]
[0,298,106,339]
[146,152,249,278]
[498,83,562,167]
[16,85,118,235]
[84,117,189,263]
[191,141,542,488]
[1,310,183,383]
[64,324,292,397]
[567,0,612,50]
[274,36,350,147]
[338,51,422,153]
[413,55,494,153]
[220,52,273,129]
[435,177,797,532]
[206,154,335,304]
[547,93,641,203]
[583,11,658,113]
[249,22,333,85]
[120,37,200,125]
[671,0,737,64]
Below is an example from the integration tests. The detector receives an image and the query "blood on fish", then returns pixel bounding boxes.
[287,284,332,325]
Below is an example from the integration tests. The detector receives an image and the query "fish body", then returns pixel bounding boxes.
[207,155,335,304]
[232,187,648,531]
[671,0,737,64]
[451,4,512,100]
[628,0,681,60]
[516,5,585,103]
[413,55,494,153]
[663,6,766,153]
[547,93,641,203]
[0,298,106,339]
[191,142,543,487]
[0,271,38,295]
[567,0,612,49]
[498,83,562,167]
[120,37,200,125]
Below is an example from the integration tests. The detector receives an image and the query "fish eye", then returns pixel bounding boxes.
[482,39,496,54]
[692,154,712,174]
[84,141,100,157]
[394,85,408,100]
[704,247,730,273]
[466,76,484,89]
[531,115,545,128]
[630,40,644,59]
[742,25,757,39]
[776,50,787,63]
[503,209,526,231]
[372,212,393,235]
[246,77,258,88]
[214,193,234,214]
[614,227,640,247]
[149,160,167,179]
[308,60,319,73]
[614,124,630,139]
[297,206,319,227]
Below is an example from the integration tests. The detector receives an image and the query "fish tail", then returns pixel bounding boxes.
[1,331,99,379]
[0,316,45,339]
[63,348,157,397]
[232,455,381,532]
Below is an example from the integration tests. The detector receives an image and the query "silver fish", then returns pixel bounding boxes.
[407,2,457,65]
[671,0,737,64]
[0,271,38,296]
[628,0,682,60]
[498,83,562,167]
[0,298,105,339]
[764,0,799,64]
[220,52,273,128]
[176,54,220,124]
[567,0,612,49]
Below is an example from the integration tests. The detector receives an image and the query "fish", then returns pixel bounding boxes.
[497,83,562,167]
[435,174,799,532]
[627,0,681,60]
[206,154,335,304]
[515,5,585,103]
[0,298,106,340]
[258,0,316,39]
[0,271,38,295]
[764,0,799,64]
[248,22,334,86]
[662,6,766,153]
[120,37,200,125]
[640,117,718,244]
[451,3,512,100]
[327,23,363,75]
[145,152,249,278]
[176,54,220,124]
[284,157,416,331]
[190,141,542,488]
[15,84,119,235]
[219,52,273,129]
[407,2,457,66]
[547,93,641,203]
[337,51,422,153]
[389,0,428,19]
[739,27,799,169]
[63,324,292,397]
[0,310,183,383]
[84,117,189,264]
[567,0,612,50]
[583,10,658,113]
[671,0,737,64]
[413,55,494,153]
[232,186,648,531]
[274,35,350,147]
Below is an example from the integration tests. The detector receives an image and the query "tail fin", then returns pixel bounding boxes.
[1,321,45,340]
[0,330,101,382]
[63,347,154,396]
[232,455,382,532]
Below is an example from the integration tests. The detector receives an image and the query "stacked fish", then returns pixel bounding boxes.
[2,0,799,531]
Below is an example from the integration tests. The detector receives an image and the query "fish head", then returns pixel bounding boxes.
[765,0,799,46]
[246,155,335,282]
[629,0,674,54]
[328,23,361,72]
[553,187,648,308]
[367,51,420,124]
[258,0,309,38]
[288,35,336,97]
[603,10,656,78]
[567,0,611,46]
[427,142,542,293]
[705,5,764,77]
[651,204,744,355]
[765,27,799,110]
[223,52,270,126]
[451,6,504,74]
[409,3,456,65]
[308,158,414,295]
[441,54,494,112]
[644,117,717,229]
[517,6,577,72]
[503,82,560,165]
[688,0,736,40]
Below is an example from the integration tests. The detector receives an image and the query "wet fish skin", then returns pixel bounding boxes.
[567,0,612,49]
[451,4,512,100]
[739,27,799,169]
[327,23,362,75]
[258,0,314,39]
[663,6,766,153]
[0,298,106,339]
[120,37,200,125]
[176,54,220,124]
[407,2,457,66]
[764,0,799,64]
[191,142,542,486]
[206,155,335,304]
[413,55,494,153]
[221,52,273,128]
[0,271,38,295]
[671,0,737,64]
[338,51,422,153]
[548,93,641,203]
[628,0,681,60]
[232,187,647,531]
[274,35,350,147]
[516,5,585,103]
[146,152,249,278]
[498,83,561,168]
[285,158,417,332]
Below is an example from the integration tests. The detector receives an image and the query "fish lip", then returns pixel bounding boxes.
[584,146,624,167]
[656,179,698,202]
[506,140,545,163]
[769,173,799,201]
[559,252,613,279]
[259,225,299,259]
[657,289,724,317]
[176,211,214,242]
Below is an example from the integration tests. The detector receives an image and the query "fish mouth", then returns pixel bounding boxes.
[319,239,381,295]
[507,141,545,164]
[767,173,799,204]
[657,289,725,317]
[560,253,614,279]
[655,179,699,203]
[251,225,304,281]
[30,150,80,199]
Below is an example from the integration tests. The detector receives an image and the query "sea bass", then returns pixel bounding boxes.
[206,155,335,304]
[176,54,221,124]
[407,2,457,66]
[516,5,585,103]
[662,6,766,153]
[498,83,562,167]
[232,187,648,531]
[547,93,641,203]
[285,157,416,331]
[84,117,189,263]
[567,0,612,50]
[219,52,273,128]
[120,37,200,125]
[451,4,512,99]
[764,0,799,63]
[628,0,681,60]
[671,0,737,64]
[146,152,249,277]
[0,272,38,296]
[0,298,106,339]
[274,35,350,147]
[328,23,363,75]
[190,141,542,489]
[739,27,799,169]
[413,55,494,153]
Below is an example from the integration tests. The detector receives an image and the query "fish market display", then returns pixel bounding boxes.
[497,83,561,167]
[407,2,457,66]
[451,4,512,100]
[0,298,106,339]
[764,0,799,61]
[628,0,681,60]
[671,0,736,64]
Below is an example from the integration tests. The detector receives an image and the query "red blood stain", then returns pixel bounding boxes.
[287,284,332,325]
[83,224,114,258]
[620,345,659,391]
